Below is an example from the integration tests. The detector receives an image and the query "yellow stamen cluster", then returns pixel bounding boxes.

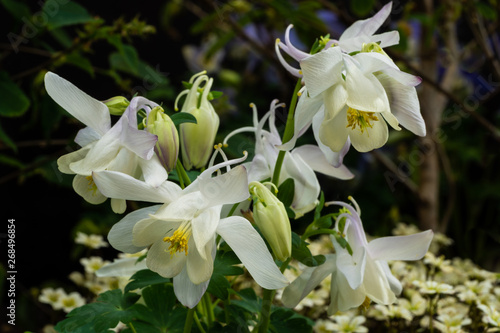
[85,175,98,196]
[163,225,191,256]
[346,107,379,134]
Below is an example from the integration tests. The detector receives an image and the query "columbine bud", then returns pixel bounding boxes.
[103,96,130,115]
[249,181,291,261]
[146,106,179,172]
[175,71,219,170]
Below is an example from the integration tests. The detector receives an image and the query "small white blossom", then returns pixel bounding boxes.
[38,287,66,310]
[330,314,368,333]
[75,232,108,249]
[80,256,111,274]
[58,292,86,313]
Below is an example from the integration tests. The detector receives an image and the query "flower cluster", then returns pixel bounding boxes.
[44,2,455,332]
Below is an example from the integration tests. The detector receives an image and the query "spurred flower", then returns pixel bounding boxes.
[93,154,288,308]
[224,100,353,217]
[282,198,433,314]
[45,72,167,213]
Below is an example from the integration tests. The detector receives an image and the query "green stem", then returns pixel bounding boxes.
[128,322,137,333]
[203,293,215,328]
[184,308,195,333]
[258,288,276,333]
[271,79,302,186]
[176,159,192,188]
[193,312,207,333]
[302,228,339,240]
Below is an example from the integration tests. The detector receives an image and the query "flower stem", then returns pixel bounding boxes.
[176,159,192,188]
[184,308,195,333]
[202,293,215,328]
[271,78,302,186]
[258,288,276,333]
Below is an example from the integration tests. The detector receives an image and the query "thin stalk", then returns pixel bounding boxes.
[271,79,302,186]
[193,312,207,333]
[258,288,276,333]
[203,293,215,328]
[184,308,195,333]
[176,159,192,188]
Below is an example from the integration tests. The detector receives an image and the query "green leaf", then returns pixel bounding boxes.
[277,178,295,208]
[0,71,30,117]
[230,288,262,314]
[1,0,31,20]
[0,121,17,152]
[291,232,326,267]
[314,191,325,221]
[54,289,141,333]
[45,1,94,30]
[65,51,95,76]
[124,269,170,293]
[109,45,140,77]
[170,112,197,126]
[270,307,314,333]
[207,250,244,300]
[130,283,187,333]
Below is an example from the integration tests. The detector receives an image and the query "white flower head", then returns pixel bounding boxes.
[275,2,424,154]
[281,197,433,314]
[58,292,86,313]
[223,100,353,217]
[45,72,168,214]
[39,287,66,309]
[93,152,288,308]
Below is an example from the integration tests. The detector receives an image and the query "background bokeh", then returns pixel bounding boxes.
[1,0,499,331]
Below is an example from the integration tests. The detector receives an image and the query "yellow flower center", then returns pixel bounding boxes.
[346,107,379,134]
[163,222,192,256]
[85,175,98,196]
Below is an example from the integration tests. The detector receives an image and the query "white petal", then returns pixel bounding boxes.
[137,154,169,187]
[328,269,367,314]
[108,205,161,253]
[377,73,426,136]
[278,91,323,151]
[281,254,336,308]
[291,145,354,180]
[191,207,220,259]
[246,155,271,183]
[363,257,396,305]
[93,170,181,203]
[57,146,91,174]
[111,198,127,214]
[367,230,433,261]
[119,115,158,160]
[354,52,421,86]
[69,124,122,175]
[152,191,201,222]
[146,239,187,278]
[186,236,215,284]
[312,109,350,168]
[349,115,388,152]
[173,267,210,308]
[323,83,348,121]
[379,260,402,295]
[345,57,390,112]
[334,235,367,290]
[339,2,392,40]
[74,127,101,146]
[282,152,320,216]
[341,31,400,52]
[96,258,147,277]
[44,72,111,135]
[216,216,289,289]
[132,218,179,247]
[381,111,401,130]
[319,108,350,152]
[195,165,250,208]
[72,175,107,204]
[300,47,344,97]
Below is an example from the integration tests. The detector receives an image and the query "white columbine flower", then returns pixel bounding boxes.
[281,198,433,314]
[92,154,288,308]
[45,72,167,214]
[224,100,353,217]
[276,2,425,153]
